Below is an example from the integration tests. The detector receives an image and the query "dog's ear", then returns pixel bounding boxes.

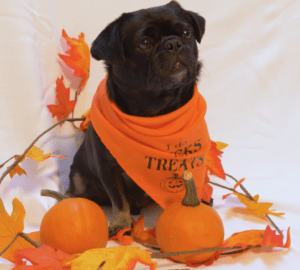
[166,1,205,43]
[166,0,183,9]
[186,11,205,43]
[90,15,125,66]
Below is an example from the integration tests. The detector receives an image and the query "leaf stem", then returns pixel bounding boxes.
[225,173,283,238]
[0,232,40,257]
[207,180,244,197]
[0,118,84,184]
[0,155,18,169]
[71,90,79,130]
[265,215,283,239]
[151,246,243,259]
[225,174,254,200]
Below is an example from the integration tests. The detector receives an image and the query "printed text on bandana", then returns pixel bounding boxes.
[145,139,204,171]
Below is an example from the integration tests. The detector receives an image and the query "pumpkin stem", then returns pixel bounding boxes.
[40,189,68,202]
[181,171,201,207]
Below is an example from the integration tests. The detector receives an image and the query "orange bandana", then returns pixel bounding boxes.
[90,76,211,209]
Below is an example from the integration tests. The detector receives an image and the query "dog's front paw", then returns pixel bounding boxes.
[109,210,133,238]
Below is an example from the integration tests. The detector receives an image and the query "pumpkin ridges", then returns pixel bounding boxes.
[40,197,108,254]
[155,171,224,263]
[156,203,224,261]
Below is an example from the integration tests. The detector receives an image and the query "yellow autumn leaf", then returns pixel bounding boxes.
[215,141,228,151]
[78,108,91,132]
[25,146,67,162]
[25,146,52,162]
[0,198,36,264]
[7,146,67,179]
[64,246,157,270]
[235,192,285,217]
[81,108,91,119]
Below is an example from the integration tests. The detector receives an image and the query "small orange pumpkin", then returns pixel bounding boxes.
[40,197,108,254]
[155,171,224,263]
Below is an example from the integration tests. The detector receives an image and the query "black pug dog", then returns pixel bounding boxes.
[67,0,206,236]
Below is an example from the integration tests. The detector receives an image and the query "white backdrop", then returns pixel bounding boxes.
[0,0,299,269]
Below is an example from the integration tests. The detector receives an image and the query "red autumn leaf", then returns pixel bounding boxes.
[47,76,76,124]
[205,140,226,180]
[222,193,232,200]
[222,226,291,253]
[78,108,91,132]
[59,29,90,95]
[12,245,71,270]
[108,215,158,248]
[131,215,158,248]
[262,225,291,248]
[109,228,134,246]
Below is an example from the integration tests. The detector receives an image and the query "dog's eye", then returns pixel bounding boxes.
[139,39,152,50]
[182,30,192,39]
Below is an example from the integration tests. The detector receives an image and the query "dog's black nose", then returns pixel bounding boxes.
[164,38,182,52]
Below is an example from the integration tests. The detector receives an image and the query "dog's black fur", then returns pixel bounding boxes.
[67,1,206,236]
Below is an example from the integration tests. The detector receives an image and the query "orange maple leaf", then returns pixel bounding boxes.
[8,163,27,179]
[205,140,226,180]
[59,29,90,95]
[12,244,71,270]
[108,215,158,248]
[78,108,91,132]
[131,215,158,248]
[109,228,133,246]
[0,198,37,264]
[47,76,76,124]
[222,229,265,250]
[222,226,291,252]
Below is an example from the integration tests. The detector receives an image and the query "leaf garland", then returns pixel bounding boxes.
[0,29,292,269]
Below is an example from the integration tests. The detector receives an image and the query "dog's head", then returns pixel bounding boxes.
[90,1,205,115]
